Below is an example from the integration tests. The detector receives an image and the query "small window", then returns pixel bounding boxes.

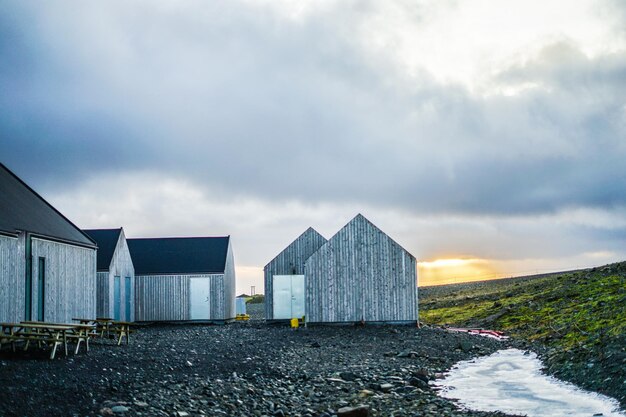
[37,257,45,321]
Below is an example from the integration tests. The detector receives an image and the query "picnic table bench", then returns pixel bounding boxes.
[72,318,133,345]
[22,321,95,354]
[0,322,94,359]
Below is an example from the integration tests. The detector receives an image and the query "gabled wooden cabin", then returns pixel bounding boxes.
[263,227,327,320]
[305,214,418,324]
[128,236,236,322]
[0,163,97,323]
[83,228,135,321]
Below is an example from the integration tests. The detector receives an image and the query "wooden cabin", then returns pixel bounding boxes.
[128,236,236,322]
[305,214,418,324]
[83,228,135,321]
[263,227,327,320]
[0,163,97,323]
[264,215,418,324]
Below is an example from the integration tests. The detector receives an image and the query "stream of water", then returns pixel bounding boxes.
[436,348,625,417]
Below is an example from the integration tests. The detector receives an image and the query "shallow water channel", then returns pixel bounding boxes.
[436,349,625,417]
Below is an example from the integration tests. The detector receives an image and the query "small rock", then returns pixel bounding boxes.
[458,341,473,353]
[408,377,429,389]
[379,383,393,392]
[310,341,321,348]
[339,371,358,381]
[99,408,114,416]
[337,405,370,417]
[185,361,193,367]
[111,406,129,414]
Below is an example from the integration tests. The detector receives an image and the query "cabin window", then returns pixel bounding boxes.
[24,235,32,320]
[37,257,45,321]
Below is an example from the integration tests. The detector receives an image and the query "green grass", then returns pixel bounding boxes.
[421,263,626,351]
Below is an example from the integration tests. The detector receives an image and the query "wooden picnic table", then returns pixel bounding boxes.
[22,321,96,353]
[72,318,132,346]
[0,322,89,359]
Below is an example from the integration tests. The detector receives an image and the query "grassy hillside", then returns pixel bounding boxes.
[420,262,626,405]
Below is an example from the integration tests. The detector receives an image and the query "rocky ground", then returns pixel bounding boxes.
[0,323,522,417]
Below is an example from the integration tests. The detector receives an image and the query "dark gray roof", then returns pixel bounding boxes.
[127,236,230,275]
[83,228,122,271]
[0,163,95,247]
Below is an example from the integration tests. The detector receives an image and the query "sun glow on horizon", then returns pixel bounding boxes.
[418,257,500,286]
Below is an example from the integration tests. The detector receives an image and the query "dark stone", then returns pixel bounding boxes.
[339,372,358,381]
[337,405,370,417]
[458,341,473,353]
[408,378,429,389]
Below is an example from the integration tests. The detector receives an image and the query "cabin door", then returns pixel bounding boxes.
[273,275,305,320]
[190,278,210,320]
[113,276,121,320]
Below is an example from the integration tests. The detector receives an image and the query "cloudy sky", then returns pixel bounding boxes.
[2,0,626,291]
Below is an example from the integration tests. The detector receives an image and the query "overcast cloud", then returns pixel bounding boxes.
[2,0,625,291]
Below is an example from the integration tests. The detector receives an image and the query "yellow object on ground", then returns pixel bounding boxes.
[235,314,250,321]
[290,318,299,328]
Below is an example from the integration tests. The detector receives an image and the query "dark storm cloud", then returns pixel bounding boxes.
[1,1,625,218]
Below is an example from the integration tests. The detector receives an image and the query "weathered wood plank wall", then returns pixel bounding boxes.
[0,233,24,322]
[305,215,418,323]
[264,228,327,320]
[31,237,97,323]
[135,273,228,321]
[96,271,109,318]
[221,240,236,320]
[105,230,135,321]
[135,274,190,321]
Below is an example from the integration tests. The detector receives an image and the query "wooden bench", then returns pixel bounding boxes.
[72,318,133,345]
[0,322,77,359]
[23,321,96,354]
[109,321,132,346]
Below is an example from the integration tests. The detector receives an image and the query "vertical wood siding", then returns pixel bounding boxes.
[31,238,97,323]
[264,228,327,320]
[305,215,418,324]
[222,240,237,320]
[0,234,24,323]
[103,230,135,321]
[96,272,109,318]
[135,274,190,321]
[135,273,228,321]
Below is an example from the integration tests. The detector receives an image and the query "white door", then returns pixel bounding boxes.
[290,275,305,318]
[190,278,210,319]
[273,275,305,319]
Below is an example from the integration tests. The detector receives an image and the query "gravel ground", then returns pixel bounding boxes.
[0,323,523,417]
[246,303,265,320]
